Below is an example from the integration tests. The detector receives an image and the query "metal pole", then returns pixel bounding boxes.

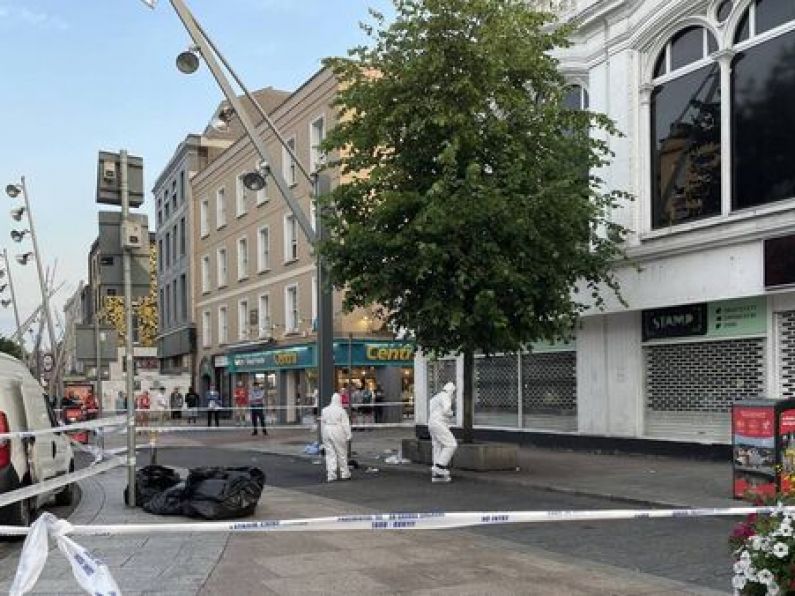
[94,301,104,452]
[3,249,23,356]
[19,177,59,398]
[314,176,334,444]
[165,0,335,423]
[121,150,137,507]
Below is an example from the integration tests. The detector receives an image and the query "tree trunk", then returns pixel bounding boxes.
[462,349,474,444]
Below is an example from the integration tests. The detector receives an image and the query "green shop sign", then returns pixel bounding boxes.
[707,297,766,337]
[227,340,415,373]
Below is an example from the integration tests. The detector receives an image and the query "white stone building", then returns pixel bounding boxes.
[415,0,795,448]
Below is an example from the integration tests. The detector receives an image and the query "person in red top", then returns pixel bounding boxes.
[136,390,150,427]
[233,381,249,427]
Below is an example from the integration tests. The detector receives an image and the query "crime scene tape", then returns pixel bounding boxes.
[0,415,126,440]
[5,504,794,595]
[0,457,125,509]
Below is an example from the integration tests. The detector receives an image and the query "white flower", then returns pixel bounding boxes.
[773,542,789,558]
[779,524,793,537]
[752,536,765,551]
[733,574,748,590]
[735,560,749,574]
[768,583,781,596]
[746,566,758,581]
[741,550,752,562]
[757,569,774,585]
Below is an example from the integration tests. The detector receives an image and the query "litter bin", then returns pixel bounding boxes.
[732,398,795,500]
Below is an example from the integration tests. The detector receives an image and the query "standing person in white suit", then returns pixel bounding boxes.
[321,392,352,482]
[429,382,458,483]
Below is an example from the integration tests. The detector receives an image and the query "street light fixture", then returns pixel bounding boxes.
[242,162,269,192]
[5,185,20,199]
[175,46,200,74]
[10,229,30,243]
[10,207,25,221]
[15,252,33,266]
[0,299,10,308]
[210,106,235,132]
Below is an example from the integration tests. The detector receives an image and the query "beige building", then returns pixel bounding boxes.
[191,68,414,420]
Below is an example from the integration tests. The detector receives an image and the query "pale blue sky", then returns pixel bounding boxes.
[0,0,392,346]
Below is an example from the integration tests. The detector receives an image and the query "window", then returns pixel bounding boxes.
[258,293,271,337]
[283,214,298,262]
[159,288,165,331]
[165,232,171,268]
[179,171,185,204]
[563,85,589,110]
[171,191,177,212]
[158,239,164,273]
[283,137,297,186]
[717,0,733,22]
[172,282,178,326]
[179,217,186,256]
[200,198,209,237]
[217,247,228,287]
[257,226,270,272]
[201,255,210,293]
[202,310,211,347]
[218,306,228,344]
[237,237,248,280]
[235,173,247,217]
[732,11,795,210]
[171,226,178,264]
[180,274,187,321]
[238,300,249,340]
[164,281,171,327]
[216,187,226,229]
[650,26,721,229]
[310,116,326,172]
[255,169,268,206]
[285,285,298,332]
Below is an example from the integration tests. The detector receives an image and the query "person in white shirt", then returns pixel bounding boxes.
[321,392,352,482]
[428,382,457,483]
[151,386,168,425]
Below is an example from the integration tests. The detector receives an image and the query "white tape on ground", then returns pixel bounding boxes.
[0,504,790,538]
[10,513,120,596]
[0,416,126,440]
[0,457,125,509]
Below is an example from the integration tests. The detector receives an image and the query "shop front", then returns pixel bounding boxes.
[642,297,767,443]
[226,339,415,425]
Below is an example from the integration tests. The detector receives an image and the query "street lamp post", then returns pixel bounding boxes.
[6,178,59,397]
[0,249,23,356]
[147,0,336,414]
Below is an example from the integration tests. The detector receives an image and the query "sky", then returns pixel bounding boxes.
[0,0,393,349]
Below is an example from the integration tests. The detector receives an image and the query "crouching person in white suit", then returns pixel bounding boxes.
[428,382,457,483]
[321,392,352,482]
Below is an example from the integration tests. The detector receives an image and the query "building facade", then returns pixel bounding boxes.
[416,0,795,447]
[192,68,414,419]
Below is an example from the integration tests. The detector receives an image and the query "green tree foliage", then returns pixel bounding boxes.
[321,0,630,441]
[0,335,23,360]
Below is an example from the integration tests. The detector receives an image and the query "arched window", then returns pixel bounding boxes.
[732,0,795,209]
[650,26,721,229]
[717,1,733,23]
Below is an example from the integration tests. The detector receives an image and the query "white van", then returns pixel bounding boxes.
[0,353,75,526]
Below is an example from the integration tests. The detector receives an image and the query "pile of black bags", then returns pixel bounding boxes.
[125,465,266,520]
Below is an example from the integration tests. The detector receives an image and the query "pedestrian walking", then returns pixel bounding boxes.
[206,384,221,427]
[428,382,457,483]
[249,381,266,436]
[374,384,385,424]
[184,386,199,424]
[321,392,352,482]
[136,390,150,427]
[170,387,183,421]
[234,381,248,427]
[361,385,374,425]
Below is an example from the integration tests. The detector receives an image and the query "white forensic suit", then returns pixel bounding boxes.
[428,382,457,481]
[321,392,352,481]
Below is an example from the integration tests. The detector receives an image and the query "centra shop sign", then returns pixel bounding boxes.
[365,344,414,362]
[642,303,707,341]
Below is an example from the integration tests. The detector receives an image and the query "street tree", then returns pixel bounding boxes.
[0,335,23,360]
[320,0,630,442]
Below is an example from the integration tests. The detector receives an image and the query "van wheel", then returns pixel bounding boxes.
[55,461,76,506]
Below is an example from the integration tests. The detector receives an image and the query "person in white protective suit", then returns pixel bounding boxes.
[428,382,457,482]
[321,392,352,482]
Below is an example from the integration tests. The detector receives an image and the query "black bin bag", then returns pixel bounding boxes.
[124,465,181,507]
[143,482,187,516]
[183,466,266,520]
